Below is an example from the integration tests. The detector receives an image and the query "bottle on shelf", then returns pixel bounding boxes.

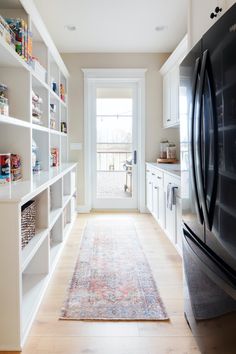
[0,83,9,116]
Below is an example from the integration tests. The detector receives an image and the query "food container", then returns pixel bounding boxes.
[0,16,15,49]
[60,83,66,102]
[51,148,59,167]
[0,83,8,98]
[0,83,9,115]
[160,140,169,159]
[51,81,58,94]
[167,144,177,159]
[50,103,57,129]
[61,122,67,133]
[33,161,41,174]
[31,57,47,82]
[0,97,9,115]
[11,154,22,182]
[0,153,11,184]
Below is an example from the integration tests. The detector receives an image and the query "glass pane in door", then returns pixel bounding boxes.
[96,88,133,199]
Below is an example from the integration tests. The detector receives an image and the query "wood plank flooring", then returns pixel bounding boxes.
[3,213,200,354]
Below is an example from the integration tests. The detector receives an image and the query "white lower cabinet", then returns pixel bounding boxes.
[165,198,176,244]
[146,171,153,213]
[146,163,182,256]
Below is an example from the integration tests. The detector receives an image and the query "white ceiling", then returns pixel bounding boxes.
[33,0,188,53]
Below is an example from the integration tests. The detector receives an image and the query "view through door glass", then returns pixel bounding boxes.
[96,88,133,199]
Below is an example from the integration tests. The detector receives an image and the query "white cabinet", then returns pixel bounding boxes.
[160,35,188,128]
[163,73,171,127]
[152,170,165,229]
[146,170,153,212]
[171,65,180,124]
[188,0,233,47]
[162,68,179,127]
[146,163,182,256]
[164,173,181,245]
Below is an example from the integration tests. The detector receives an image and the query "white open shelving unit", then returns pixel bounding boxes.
[0,0,77,350]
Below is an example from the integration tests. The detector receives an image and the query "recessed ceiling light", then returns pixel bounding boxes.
[65,25,77,31]
[155,25,167,32]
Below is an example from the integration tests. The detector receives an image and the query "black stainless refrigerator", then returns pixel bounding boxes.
[180,4,236,353]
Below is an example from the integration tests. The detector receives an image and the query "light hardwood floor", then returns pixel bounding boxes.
[3,213,200,354]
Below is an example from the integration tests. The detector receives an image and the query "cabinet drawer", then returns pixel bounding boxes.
[153,170,164,189]
[164,173,181,197]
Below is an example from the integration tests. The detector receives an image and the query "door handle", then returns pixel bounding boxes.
[196,49,218,231]
[190,57,204,224]
[201,50,218,230]
[133,150,137,165]
[196,51,209,227]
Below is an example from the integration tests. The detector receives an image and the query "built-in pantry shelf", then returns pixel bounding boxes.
[0,0,77,351]
[21,228,49,272]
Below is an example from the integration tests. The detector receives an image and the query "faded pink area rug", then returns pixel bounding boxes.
[60,218,168,320]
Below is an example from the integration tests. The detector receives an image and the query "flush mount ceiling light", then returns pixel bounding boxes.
[155,25,168,32]
[65,24,77,31]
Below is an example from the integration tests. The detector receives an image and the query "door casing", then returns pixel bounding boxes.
[82,68,146,212]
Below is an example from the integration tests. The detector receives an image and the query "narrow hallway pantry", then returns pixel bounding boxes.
[10,213,199,354]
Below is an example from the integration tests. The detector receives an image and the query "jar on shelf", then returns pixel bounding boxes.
[50,103,56,129]
[160,139,169,159]
[166,143,177,159]
[0,83,8,98]
[0,96,9,116]
[0,83,9,116]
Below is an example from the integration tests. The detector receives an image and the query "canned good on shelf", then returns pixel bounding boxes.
[0,153,11,184]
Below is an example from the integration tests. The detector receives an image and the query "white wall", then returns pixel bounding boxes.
[61,53,180,207]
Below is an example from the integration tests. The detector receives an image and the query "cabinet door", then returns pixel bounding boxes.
[163,73,171,127]
[158,187,165,229]
[170,65,179,123]
[152,183,159,220]
[176,195,182,255]
[146,173,153,212]
[165,198,176,243]
[190,0,227,46]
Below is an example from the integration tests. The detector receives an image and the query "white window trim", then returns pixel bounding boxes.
[81,68,147,213]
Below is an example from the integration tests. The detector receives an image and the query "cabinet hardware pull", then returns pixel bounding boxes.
[157,176,162,179]
[152,173,155,175]
[167,119,171,122]
[154,187,158,189]
[149,182,152,184]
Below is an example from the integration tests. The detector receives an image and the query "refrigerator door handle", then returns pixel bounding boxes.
[196,50,211,229]
[197,49,218,230]
[205,53,218,229]
[191,57,204,224]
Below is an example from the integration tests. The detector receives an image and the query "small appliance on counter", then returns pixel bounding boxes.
[157,139,177,163]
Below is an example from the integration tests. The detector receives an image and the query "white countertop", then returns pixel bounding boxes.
[146,162,181,178]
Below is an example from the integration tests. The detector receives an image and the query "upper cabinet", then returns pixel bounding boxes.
[160,35,188,128]
[188,0,236,47]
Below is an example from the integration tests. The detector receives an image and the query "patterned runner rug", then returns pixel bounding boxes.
[60,218,168,320]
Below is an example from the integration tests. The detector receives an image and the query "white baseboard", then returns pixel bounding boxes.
[77,205,149,214]
[77,205,91,213]
[140,206,150,213]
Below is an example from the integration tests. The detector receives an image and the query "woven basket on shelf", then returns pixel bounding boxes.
[21,200,36,249]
